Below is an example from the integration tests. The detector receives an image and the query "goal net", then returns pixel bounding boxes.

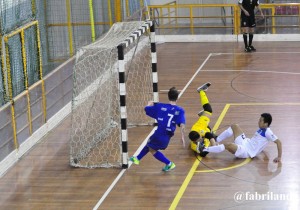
[70,20,156,169]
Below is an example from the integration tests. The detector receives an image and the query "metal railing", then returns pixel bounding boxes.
[148,3,300,35]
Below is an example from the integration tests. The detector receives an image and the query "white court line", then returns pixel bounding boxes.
[160,69,300,93]
[201,69,300,75]
[93,129,156,210]
[178,53,213,98]
[211,51,300,55]
[92,53,213,210]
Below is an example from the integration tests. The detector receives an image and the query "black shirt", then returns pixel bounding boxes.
[239,0,260,15]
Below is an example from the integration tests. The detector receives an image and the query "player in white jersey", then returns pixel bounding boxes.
[198,113,282,163]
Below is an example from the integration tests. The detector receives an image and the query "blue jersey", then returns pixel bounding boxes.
[145,102,186,150]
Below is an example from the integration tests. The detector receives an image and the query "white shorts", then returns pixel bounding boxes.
[234,134,251,159]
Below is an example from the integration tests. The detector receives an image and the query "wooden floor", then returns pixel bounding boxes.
[1,42,300,210]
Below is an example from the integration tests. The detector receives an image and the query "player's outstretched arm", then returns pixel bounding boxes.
[273,139,282,163]
[180,123,186,148]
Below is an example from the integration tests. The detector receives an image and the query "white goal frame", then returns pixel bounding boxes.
[70,20,158,169]
[117,20,158,168]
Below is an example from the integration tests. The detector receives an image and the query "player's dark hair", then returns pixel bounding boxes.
[189,131,200,141]
[261,113,272,126]
[168,87,179,101]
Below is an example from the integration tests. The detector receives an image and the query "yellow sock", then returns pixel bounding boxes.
[200,90,209,106]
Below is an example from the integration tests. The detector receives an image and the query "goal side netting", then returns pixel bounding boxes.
[70,20,157,169]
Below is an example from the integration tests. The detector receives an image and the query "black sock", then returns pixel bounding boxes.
[243,33,248,48]
[249,34,253,46]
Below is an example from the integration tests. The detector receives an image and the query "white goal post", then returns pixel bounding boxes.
[70,20,158,169]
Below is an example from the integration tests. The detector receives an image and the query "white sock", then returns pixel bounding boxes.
[216,127,233,142]
[204,144,225,153]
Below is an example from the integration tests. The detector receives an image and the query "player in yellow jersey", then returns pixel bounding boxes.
[188,82,217,157]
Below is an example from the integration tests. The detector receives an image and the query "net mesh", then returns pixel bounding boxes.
[8,35,24,97]
[0,0,33,34]
[70,21,153,168]
[0,56,5,106]
[5,24,40,98]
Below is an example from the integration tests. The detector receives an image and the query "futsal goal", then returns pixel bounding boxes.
[70,20,157,169]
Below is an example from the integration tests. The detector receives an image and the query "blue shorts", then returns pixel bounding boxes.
[147,132,171,150]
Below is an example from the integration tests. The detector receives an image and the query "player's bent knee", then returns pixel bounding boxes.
[231,124,239,128]
[231,124,240,131]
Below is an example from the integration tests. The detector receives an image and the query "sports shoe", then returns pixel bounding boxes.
[198,110,204,117]
[244,46,251,52]
[248,45,256,51]
[199,151,209,157]
[162,162,176,171]
[196,141,209,157]
[196,141,205,154]
[130,156,140,165]
[197,82,211,92]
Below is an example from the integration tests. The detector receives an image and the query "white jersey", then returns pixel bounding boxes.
[245,127,278,158]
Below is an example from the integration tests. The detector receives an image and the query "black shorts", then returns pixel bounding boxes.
[240,13,256,28]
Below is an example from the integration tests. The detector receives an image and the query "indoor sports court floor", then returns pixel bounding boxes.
[0,41,300,210]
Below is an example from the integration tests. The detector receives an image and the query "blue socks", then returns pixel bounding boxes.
[137,146,149,160]
[153,151,170,165]
[136,146,171,165]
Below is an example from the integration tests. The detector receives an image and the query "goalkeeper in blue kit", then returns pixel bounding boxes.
[130,87,186,171]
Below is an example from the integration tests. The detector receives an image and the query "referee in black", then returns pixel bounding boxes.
[238,0,264,52]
